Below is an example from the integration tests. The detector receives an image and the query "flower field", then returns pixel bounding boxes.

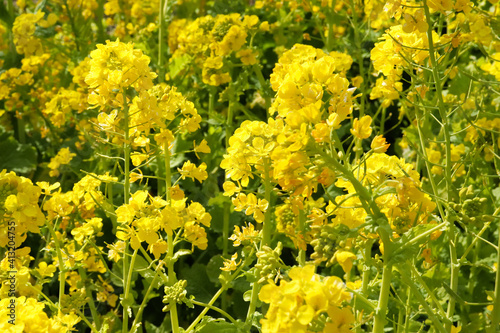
[1,0,500,332]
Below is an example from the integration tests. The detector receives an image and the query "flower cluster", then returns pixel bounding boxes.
[85,39,157,109]
[0,170,44,247]
[259,265,353,333]
[168,14,263,85]
[0,296,80,333]
[116,190,212,254]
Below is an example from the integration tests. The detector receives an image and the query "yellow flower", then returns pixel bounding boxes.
[178,161,208,183]
[220,253,242,271]
[223,181,241,196]
[36,261,57,278]
[335,250,357,273]
[48,147,76,177]
[169,185,185,200]
[428,0,453,13]
[324,306,355,332]
[371,135,390,153]
[130,152,149,167]
[184,222,208,250]
[232,193,268,223]
[12,11,45,56]
[259,265,352,333]
[228,223,259,247]
[193,139,211,158]
[149,239,169,259]
[237,49,258,65]
[351,115,373,139]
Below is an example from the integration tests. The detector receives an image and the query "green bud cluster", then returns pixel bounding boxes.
[162,280,191,312]
[255,242,284,284]
[61,289,89,314]
[310,224,336,267]
[450,185,493,227]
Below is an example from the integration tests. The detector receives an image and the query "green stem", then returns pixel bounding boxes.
[75,308,101,333]
[400,267,447,333]
[408,265,447,320]
[209,87,216,115]
[316,148,383,218]
[7,0,14,18]
[245,158,273,324]
[349,0,367,117]
[95,0,106,42]
[46,218,66,316]
[164,145,180,333]
[191,300,237,324]
[298,209,306,266]
[223,99,234,258]
[422,4,457,327]
[130,261,165,333]
[185,251,253,332]
[404,284,411,332]
[78,267,102,330]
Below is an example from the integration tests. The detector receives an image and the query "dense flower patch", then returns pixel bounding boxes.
[0,0,500,332]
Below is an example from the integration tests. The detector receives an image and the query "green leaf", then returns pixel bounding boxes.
[145,315,172,333]
[492,187,500,206]
[448,68,471,96]
[206,255,225,284]
[111,261,123,287]
[180,263,216,303]
[0,131,38,174]
[195,318,246,333]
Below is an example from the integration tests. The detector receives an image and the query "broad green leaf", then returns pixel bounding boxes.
[0,131,37,174]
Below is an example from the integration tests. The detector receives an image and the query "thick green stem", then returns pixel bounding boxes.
[246,158,273,324]
[317,148,383,218]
